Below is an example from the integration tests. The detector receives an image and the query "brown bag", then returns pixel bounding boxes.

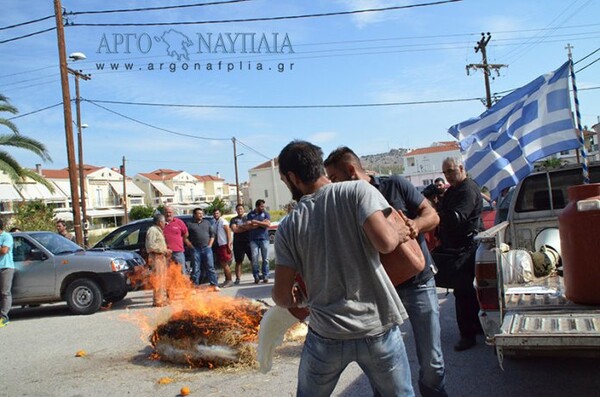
[380,209,426,286]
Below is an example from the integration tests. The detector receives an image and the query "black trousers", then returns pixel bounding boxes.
[452,246,482,339]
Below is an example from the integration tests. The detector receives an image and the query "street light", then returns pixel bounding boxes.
[232,137,243,205]
[68,52,91,247]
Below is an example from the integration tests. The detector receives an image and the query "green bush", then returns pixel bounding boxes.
[129,205,155,220]
[13,200,55,231]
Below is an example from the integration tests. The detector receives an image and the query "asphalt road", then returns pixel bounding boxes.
[1,278,599,397]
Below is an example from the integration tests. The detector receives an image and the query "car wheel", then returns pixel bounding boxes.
[105,291,127,303]
[268,230,276,244]
[65,279,103,315]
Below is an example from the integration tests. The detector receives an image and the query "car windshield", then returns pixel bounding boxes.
[30,232,83,255]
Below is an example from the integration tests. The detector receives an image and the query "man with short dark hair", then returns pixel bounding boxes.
[273,140,415,396]
[325,146,447,397]
[229,204,251,285]
[0,219,14,327]
[186,208,219,291]
[246,199,271,284]
[213,209,233,287]
[56,220,75,242]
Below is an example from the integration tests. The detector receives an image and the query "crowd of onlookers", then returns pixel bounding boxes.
[144,201,272,306]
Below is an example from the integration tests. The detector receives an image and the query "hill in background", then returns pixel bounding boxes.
[360,148,408,175]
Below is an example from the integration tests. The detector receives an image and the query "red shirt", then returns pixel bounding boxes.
[163,217,188,252]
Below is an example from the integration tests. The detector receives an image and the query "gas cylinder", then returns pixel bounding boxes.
[558,183,600,305]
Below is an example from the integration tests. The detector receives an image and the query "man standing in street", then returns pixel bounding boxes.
[186,208,219,291]
[0,219,14,327]
[229,204,251,285]
[213,209,234,288]
[325,147,447,397]
[145,214,171,307]
[56,220,75,243]
[246,199,271,284]
[438,156,483,351]
[273,140,415,397]
[163,206,189,274]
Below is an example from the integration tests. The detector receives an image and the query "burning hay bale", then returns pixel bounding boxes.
[150,300,266,368]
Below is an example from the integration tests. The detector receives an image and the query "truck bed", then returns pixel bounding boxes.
[496,274,600,356]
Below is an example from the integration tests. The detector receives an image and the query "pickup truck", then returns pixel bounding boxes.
[474,161,600,363]
[12,231,145,315]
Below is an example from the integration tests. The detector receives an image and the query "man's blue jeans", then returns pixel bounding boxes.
[250,239,269,280]
[171,251,187,274]
[396,277,447,397]
[191,246,218,286]
[298,325,414,397]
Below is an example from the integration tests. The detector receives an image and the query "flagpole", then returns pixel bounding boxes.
[566,44,590,184]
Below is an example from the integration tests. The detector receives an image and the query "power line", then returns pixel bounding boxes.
[85,99,231,141]
[574,46,600,65]
[67,0,251,15]
[7,102,64,120]
[67,0,462,27]
[86,97,484,110]
[576,56,600,73]
[0,14,54,31]
[0,26,56,44]
[235,138,271,160]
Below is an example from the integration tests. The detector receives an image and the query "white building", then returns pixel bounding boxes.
[402,142,460,187]
[247,158,291,211]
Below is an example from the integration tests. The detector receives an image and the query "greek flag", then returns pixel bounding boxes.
[448,61,579,200]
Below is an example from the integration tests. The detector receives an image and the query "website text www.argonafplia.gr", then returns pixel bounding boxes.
[95,61,295,73]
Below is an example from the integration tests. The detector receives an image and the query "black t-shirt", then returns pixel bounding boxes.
[186,220,214,248]
[229,215,250,244]
[371,175,435,287]
[438,178,483,249]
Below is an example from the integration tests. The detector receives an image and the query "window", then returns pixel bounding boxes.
[13,237,35,262]
[264,189,269,198]
[95,187,103,207]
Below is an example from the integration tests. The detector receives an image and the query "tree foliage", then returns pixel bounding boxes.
[129,205,156,220]
[13,200,56,231]
[205,197,230,215]
[1,94,54,191]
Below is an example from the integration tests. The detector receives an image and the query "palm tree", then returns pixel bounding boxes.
[1,94,54,190]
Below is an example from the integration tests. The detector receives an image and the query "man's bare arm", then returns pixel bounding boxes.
[272,265,298,308]
[363,209,410,254]
[409,199,440,236]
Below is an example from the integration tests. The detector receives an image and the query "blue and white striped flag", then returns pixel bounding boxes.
[448,61,579,200]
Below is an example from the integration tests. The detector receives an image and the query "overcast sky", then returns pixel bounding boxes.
[1,0,599,184]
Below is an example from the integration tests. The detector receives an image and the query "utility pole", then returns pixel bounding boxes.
[70,67,91,247]
[232,137,241,205]
[121,156,129,224]
[466,32,507,109]
[54,0,83,245]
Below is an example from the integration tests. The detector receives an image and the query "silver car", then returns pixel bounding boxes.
[11,232,145,315]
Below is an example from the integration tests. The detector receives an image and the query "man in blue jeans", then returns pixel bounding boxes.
[273,140,415,397]
[185,208,219,291]
[325,147,447,397]
[0,219,15,328]
[246,199,271,284]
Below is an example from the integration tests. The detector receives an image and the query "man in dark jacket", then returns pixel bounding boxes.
[438,156,483,351]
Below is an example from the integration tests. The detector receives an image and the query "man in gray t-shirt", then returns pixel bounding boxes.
[272,140,415,397]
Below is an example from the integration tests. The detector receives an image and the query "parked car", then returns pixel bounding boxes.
[11,232,145,315]
[92,215,214,260]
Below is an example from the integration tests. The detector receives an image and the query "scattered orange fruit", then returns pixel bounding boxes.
[75,350,87,357]
[158,377,173,384]
[180,386,191,396]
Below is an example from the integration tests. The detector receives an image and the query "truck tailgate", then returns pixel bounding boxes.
[496,310,600,351]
